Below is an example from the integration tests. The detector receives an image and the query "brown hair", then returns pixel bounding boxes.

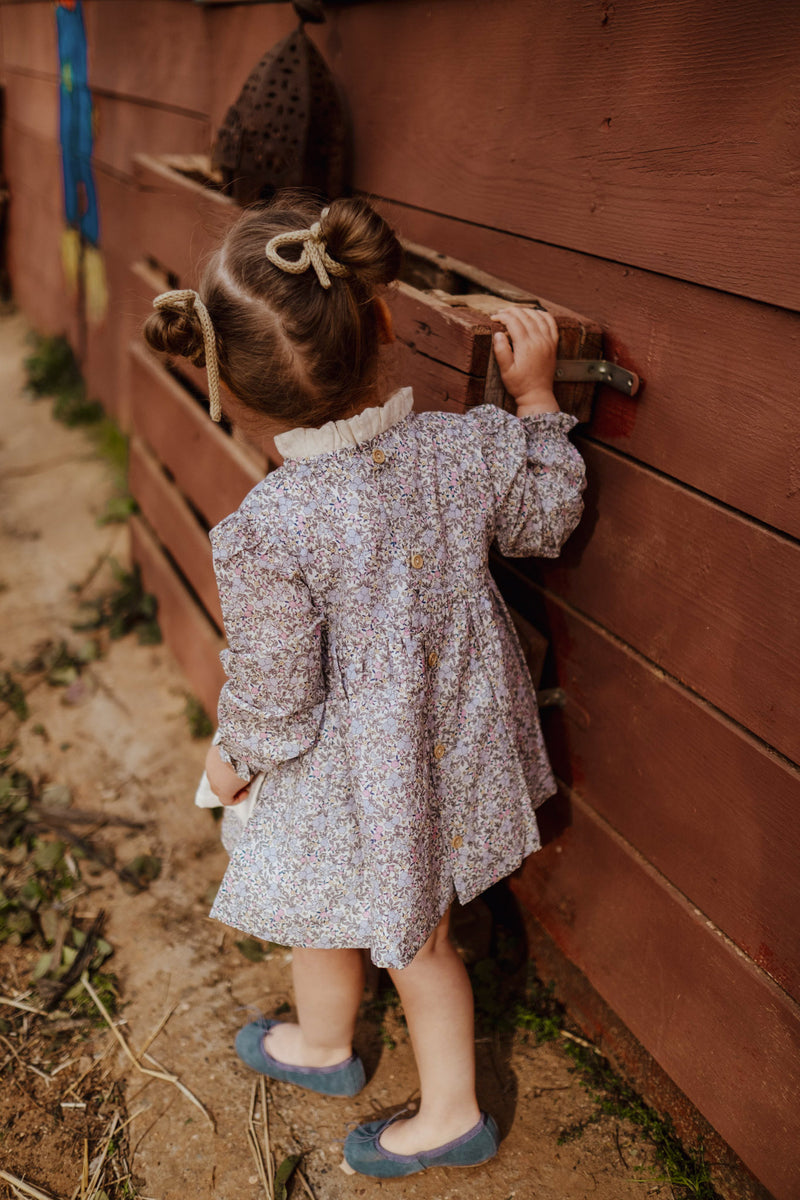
[143,193,402,427]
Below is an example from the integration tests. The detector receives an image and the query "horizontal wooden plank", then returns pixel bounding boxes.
[129,342,263,527]
[512,793,800,1200]
[390,282,494,378]
[133,153,237,285]
[374,201,800,542]
[129,437,222,629]
[4,71,57,143]
[390,273,602,420]
[319,0,800,308]
[0,3,57,76]
[533,441,800,764]
[494,557,800,1000]
[93,93,210,179]
[130,514,224,725]
[83,1,209,114]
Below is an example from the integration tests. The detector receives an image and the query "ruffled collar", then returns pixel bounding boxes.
[274,388,414,460]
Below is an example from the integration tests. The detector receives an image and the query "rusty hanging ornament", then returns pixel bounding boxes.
[212,9,347,208]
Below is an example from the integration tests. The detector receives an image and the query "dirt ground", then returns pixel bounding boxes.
[0,311,667,1200]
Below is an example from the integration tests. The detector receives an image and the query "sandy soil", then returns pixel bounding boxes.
[0,312,665,1200]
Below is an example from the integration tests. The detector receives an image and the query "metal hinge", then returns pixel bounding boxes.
[555,360,640,396]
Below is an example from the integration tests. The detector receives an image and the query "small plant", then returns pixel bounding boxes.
[185,695,214,740]
[72,561,162,644]
[0,670,28,720]
[24,333,103,426]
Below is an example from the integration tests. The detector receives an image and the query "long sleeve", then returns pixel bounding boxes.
[210,508,325,780]
[466,405,586,558]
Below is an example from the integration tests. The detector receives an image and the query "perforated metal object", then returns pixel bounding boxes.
[212,23,347,206]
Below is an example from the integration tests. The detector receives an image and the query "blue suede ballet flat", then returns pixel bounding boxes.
[342,1111,500,1178]
[235,1018,366,1097]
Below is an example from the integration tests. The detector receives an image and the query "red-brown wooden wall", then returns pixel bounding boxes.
[2,4,799,1198]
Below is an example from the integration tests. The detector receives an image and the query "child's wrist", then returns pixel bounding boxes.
[514,388,560,417]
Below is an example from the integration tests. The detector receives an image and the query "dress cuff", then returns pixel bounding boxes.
[217,741,254,783]
[517,410,579,432]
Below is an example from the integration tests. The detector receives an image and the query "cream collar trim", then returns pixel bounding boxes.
[274,388,414,460]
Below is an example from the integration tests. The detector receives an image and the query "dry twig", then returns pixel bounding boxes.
[247,1080,272,1197]
[79,972,214,1128]
[0,1171,60,1200]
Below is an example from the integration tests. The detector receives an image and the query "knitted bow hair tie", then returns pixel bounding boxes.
[264,208,348,290]
[152,289,222,422]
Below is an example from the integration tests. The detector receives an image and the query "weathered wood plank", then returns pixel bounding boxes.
[129,342,262,528]
[129,437,222,630]
[322,0,800,308]
[511,793,800,1200]
[390,283,494,378]
[130,515,224,725]
[390,267,603,421]
[531,441,800,764]
[374,200,800,541]
[494,557,800,1000]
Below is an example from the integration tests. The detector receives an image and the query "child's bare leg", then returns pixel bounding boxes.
[263,947,365,1068]
[380,909,482,1154]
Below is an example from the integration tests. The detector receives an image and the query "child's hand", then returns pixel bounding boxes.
[491,306,560,416]
[205,741,251,806]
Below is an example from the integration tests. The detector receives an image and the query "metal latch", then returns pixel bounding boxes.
[555,360,639,396]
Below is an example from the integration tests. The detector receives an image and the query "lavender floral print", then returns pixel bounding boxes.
[209,389,585,968]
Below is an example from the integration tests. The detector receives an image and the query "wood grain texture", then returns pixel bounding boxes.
[531,441,800,764]
[390,282,493,377]
[318,0,800,308]
[375,201,800,542]
[512,794,800,1200]
[130,515,224,724]
[129,437,222,630]
[129,342,262,528]
[493,557,800,1000]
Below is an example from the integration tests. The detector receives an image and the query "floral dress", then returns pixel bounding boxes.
[208,389,585,968]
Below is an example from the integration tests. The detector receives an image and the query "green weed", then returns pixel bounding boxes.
[25,333,103,427]
[0,671,28,720]
[72,561,161,645]
[185,696,214,740]
[508,962,721,1198]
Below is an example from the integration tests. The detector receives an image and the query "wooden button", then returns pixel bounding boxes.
[372,447,386,465]
[433,743,446,760]
[427,650,439,668]
[410,552,424,570]
[452,835,464,849]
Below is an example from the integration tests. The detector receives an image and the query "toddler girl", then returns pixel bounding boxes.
[144,194,585,1179]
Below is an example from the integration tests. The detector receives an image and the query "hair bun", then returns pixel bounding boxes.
[143,306,206,366]
[321,197,402,288]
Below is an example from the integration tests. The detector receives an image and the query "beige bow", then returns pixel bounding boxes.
[264,209,348,290]
[152,289,222,422]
